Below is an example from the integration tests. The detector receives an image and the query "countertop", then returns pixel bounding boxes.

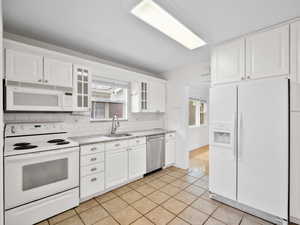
[71,128,176,145]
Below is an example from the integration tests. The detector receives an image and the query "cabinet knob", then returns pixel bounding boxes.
[91,147,97,151]
[247,76,251,79]
[91,167,97,172]
[90,157,97,161]
[38,79,42,82]
[241,77,245,80]
[44,80,48,83]
[90,178,97,182]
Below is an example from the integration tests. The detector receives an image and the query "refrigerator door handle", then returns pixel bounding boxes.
[238,112,242,161]
[233,111,238,159]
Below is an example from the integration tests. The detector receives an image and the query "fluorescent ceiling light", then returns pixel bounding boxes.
[131,0,206,50]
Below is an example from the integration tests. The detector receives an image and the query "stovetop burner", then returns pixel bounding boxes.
[13,142,31,147]
[48,139,65,143]
[14,145,38,150]
[56,141,70,145]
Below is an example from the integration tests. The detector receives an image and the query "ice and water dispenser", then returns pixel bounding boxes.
[211,122,234,148]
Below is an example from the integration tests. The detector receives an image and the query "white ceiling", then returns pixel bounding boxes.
[3,0,300,74]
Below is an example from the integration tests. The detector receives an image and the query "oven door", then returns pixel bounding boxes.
[6,86,64,111]
[5,147,79,210]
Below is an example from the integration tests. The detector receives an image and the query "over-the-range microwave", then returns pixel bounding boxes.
[5,85,73,112]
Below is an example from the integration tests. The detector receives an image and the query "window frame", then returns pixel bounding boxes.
[90,78,129,122]
[188,98,208,128]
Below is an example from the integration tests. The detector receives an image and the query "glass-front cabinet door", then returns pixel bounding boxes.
[73,65,90,111]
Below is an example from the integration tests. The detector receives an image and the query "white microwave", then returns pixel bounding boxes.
[5,86,73,112]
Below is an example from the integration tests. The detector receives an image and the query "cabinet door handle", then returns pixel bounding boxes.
[91,167,97,172]
[38,79,42,82]
[115,143,120,147]
[247,76,251,79]
[91,178,97,182]
[90,157,97,161]
[44,80,48,83]
[91,147,97,151]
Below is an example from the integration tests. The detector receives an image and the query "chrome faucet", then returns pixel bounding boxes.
[111,114,120,134]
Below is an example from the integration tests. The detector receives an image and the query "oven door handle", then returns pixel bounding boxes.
[5,147,79,162]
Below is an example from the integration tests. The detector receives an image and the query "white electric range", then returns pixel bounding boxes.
[4,123,80,225]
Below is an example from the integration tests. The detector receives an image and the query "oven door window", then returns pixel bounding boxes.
[22,158,68,191]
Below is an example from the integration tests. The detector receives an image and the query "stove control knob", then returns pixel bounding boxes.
[11,126,16,134]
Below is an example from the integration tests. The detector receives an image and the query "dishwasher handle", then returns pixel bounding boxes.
[147,135,165,141]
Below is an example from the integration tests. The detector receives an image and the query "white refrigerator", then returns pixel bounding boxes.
[209,78,289,223]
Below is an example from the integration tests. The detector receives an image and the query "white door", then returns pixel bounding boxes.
[211,38,245,85]
[44,58,73,88]
[165,139,175,166]
[237,78,288,219]
[291,21,300,82]
[5,49,43,84]
[128,145,146,179]
[209,84,237,201]
[246,25,289,79]
[73,65,90,111]
[105,149,128,188]
[148,81,166,112]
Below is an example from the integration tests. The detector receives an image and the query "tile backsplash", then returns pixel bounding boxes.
[4,112,165,136]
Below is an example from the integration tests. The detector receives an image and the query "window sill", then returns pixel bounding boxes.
[189,124,208,128]
[90,118,128,122]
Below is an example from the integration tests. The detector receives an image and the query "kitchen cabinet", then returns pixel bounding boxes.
[165,132,176,167]
[73,65,90,111]
[128,145,146,179]
[80,143,105,200]
[148,81,165,113]
[105,148,128,188]
[5,49,43,84]
[291,21,300,83]
[131,80,165,113]
[211,38,245,85]
[44,58,73,88]
[246,25,289,79]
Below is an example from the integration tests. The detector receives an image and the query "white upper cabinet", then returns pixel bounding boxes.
[44,58,73,88]
[5,49,43,84]
[73,65,90,111]
[131,80,166,113]
[291,21,300,83]
[148,81,165,113]
[211,38,245,85]
[246,25,289,79]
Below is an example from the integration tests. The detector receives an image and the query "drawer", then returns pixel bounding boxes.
[81,153,104,166]
[81,143,104,156]
[80,172,104,199]
[166,132,176,140]
[105,140,128,151]
[128,137,146,146]
[81,162,105,177]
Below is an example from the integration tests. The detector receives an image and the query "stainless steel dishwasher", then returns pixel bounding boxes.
[146,134,165,173]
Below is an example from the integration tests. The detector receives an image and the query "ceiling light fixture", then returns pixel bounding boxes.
[131,0,206,50]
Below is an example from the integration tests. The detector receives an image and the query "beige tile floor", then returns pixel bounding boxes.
[36,166,273,225]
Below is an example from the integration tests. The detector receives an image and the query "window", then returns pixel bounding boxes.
[90,77,128,121]
[189,98,207,127]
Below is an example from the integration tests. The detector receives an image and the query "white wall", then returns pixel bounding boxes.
[188,85,210,152]
[163,62,210,169]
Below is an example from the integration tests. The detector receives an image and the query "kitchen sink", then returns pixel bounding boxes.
[105,133,132,138]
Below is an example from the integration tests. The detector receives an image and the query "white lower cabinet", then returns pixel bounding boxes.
[80,173,104,199]
[128,145,146,179]
[105,148,128,188]
[80,137,147,200]
[165,132,176,167]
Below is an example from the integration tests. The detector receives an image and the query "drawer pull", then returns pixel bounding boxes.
[91,167,97,172]
[91,147,97,151]
[128,148,132,151]
[91,178,97,182]
[90,157,97,161]
[115,143,120,147]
